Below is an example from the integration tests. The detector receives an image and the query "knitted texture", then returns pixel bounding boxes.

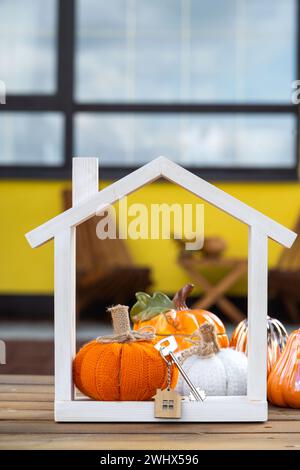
[110,304,130,334]
[217,349,247,395]
[73,339,178,400]
[176,354,226,396]
[175,348,247,396]
[73,304,179,401]
[175,322,247,397]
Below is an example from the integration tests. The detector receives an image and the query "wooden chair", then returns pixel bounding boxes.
[63,190,152,316]
[269,214,300,321]
[176,240,246,323]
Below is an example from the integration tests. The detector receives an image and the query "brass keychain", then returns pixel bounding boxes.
[154,357,182,419]
[154,336,206,419]
[155,336,206,402]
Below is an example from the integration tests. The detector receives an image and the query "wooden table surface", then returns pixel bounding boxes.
[0,375,300,450]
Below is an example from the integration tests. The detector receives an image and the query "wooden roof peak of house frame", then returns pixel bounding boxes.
[25,156,297,250]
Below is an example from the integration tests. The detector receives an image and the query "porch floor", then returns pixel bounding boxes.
[0,375,299,450]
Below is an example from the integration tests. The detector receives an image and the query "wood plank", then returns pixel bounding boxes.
[0,375,53,385]
[0,401,296,419]
[72,158,99,206]
[0,378,298,419]
[269,406,300,421]
[55,396,267,422]
[1,420,300,435]
[247,227,268,401]
[54,228,76,402]
[53,157,98,406]
[26,157,297,249]
[0,402,53,410]
[0,410,53,420]
[0,375,299,450]
[0,393,53,402]
[0,405,298,421]
[0,384,53,394]
[26,158,162,248]
[1,433,300,450]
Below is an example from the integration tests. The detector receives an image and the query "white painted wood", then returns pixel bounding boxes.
[72,157,99,205]
[247,226,268,401]
[159,157,297,248]
[25,158,163,248]
[26,155,295,422]
[0,340,6,364]
[54,228,76,402]
[25,156,297,249]
[54,158,99,404]
[55,397,268,422]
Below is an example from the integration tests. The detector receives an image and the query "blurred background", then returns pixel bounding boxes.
[1,0,300,374]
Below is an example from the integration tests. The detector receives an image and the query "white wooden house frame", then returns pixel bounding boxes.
[26,157,297,422]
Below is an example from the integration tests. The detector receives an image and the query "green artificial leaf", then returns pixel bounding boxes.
[130,291,174,322]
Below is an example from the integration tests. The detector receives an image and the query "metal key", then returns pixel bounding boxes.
[155,336,205,402]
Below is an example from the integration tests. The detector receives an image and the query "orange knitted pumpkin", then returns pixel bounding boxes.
[130,284,229,351]
[267,328,300,408]
[73,305,178,401]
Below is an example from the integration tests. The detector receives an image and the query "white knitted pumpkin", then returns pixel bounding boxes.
[175,323,247,396]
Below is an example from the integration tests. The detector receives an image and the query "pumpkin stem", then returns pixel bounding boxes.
[97,305,156,344]
[199,323,220,355]
[107,304,131,335]
[172,284,194,310]
[177,322,220,363]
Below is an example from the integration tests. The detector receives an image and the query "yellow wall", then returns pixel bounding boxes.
[1,179,299,296]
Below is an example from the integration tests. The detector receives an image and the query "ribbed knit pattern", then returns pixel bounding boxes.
[73,339,179,401]
[176,355,227,396]
[175,348,247,396]
[218,348,247,396]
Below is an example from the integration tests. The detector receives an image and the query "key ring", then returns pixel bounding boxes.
[158,347,174,365]
[155,335,206,402]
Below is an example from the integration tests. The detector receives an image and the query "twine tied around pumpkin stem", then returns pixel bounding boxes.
[96,304,156,344]
[178,322,220,363]
[199,323,220,353]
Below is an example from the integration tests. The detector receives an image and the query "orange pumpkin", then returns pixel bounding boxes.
[131,284,229,350]
[230,316,288,376]
[73,305,178,401]
[267,329,300,408]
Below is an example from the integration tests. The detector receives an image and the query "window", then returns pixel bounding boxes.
[0,0,298,180]
[162,399,174,409]
[76,0,296,104]
[0,0,64,173]
[0,0,57,94]
[0,113,63,166]
[75,113,296,168]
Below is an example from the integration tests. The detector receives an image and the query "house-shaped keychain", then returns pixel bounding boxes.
[154,389,181,419]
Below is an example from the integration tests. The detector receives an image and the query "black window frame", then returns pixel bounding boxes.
[0,0,299,181]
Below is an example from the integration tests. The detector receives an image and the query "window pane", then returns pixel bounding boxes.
[0,113,64,166]
[190,0,297,102]
[75,0,296,103]
[0,0,57,94]
[75,113,295,168]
